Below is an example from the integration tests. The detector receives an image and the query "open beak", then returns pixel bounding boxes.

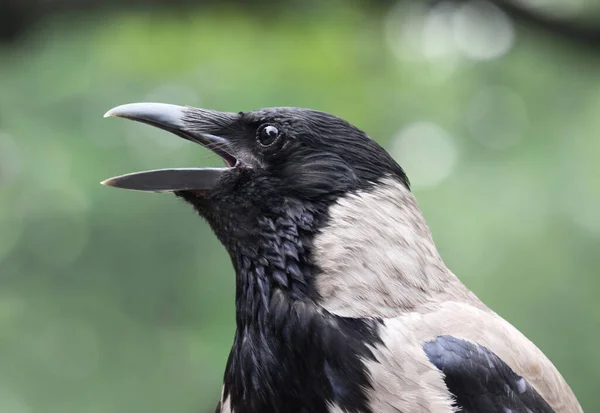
[101,102,238,193]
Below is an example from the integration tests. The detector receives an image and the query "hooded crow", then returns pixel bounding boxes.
[102,103,583,413]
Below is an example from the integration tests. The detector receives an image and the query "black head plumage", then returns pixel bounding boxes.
[184,106,408,201]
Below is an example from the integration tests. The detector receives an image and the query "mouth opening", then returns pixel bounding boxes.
[188,133,238,168]
[113,113,239,168]
[101,102,240,193]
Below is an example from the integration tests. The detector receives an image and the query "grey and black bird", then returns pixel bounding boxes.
[102,103,583,413]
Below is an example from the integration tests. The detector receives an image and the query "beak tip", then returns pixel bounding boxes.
[103,106,123,119]
[100,178,116,187]
[103,107,119,119]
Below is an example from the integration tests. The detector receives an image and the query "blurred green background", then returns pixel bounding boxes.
[0,0,599,412]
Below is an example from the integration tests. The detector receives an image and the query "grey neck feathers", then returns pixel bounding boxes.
[313,177,476,318]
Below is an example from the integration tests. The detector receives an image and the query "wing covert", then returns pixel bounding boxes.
[424,335,557,413]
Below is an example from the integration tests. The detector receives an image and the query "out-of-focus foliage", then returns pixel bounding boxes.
[0,2,599,413]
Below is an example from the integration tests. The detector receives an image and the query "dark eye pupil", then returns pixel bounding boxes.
[259,125,279,146]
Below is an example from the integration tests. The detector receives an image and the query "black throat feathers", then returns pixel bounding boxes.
[207,196,382,413]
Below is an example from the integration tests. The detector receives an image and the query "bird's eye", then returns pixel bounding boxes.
[257,125,280,147]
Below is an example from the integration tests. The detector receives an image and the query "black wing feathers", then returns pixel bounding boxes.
[424,335,556,413]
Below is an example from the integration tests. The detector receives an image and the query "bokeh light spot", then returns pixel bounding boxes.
[385,2,453,62]
[452,0,515,61]
[384,2,461,83]
[420,2,458,62]
[391,122,459,190]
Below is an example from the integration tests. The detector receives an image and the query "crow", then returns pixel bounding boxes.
[102,103,583,413]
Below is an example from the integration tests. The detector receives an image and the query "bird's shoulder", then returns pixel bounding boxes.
[423,334,556,413]
[366,301,582,413]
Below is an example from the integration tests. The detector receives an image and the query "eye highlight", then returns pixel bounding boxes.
[257,125,280,147]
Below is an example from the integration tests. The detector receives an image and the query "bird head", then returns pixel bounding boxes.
[103,103,409,254]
